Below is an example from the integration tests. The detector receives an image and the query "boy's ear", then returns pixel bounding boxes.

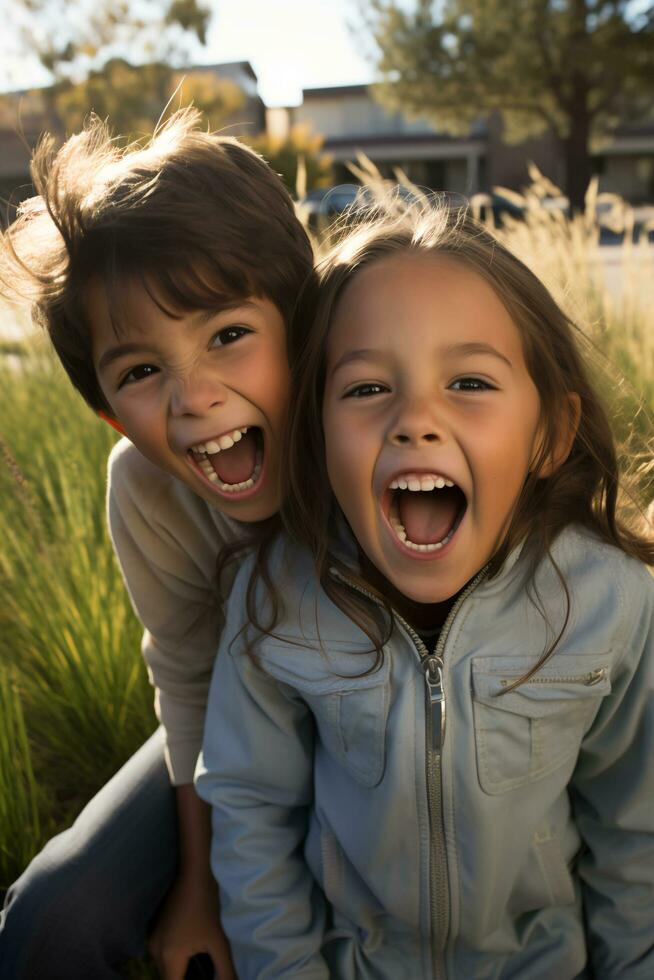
[533,392,581,479]
[98,410,128,437]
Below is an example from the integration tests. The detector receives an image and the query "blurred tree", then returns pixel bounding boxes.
[247,125,333,195]
[9,0,211,82]
[2,0,245,140]
[361,0,654,210]
[52,61,245,139]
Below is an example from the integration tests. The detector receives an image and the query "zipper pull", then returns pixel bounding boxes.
[423,655,446,752]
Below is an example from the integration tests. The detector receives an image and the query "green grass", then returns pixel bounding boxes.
[0,667,51,879]
[0,341,155,893]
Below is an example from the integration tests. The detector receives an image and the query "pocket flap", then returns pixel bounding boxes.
[472,653,612,719]
[260,639,388,696]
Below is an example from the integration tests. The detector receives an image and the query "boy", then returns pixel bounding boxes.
[0,108,314,980]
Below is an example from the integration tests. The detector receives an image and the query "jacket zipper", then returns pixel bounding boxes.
[420,568,487,980]
[329,564,488,979]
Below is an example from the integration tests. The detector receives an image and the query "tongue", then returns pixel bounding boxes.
[398,490,460,545]
[211,430,258,485]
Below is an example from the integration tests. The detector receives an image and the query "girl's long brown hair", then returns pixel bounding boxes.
[253,198,654,682]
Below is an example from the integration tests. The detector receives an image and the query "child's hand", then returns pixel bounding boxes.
[148,870,236,980]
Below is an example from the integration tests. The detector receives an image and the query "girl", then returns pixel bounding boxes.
[196,201,654,979]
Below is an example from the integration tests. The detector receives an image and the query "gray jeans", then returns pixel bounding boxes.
[0,727,177,979]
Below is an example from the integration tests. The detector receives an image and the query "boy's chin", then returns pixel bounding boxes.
[201,484,281,523]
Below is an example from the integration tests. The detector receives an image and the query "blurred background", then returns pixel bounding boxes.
[1,7,653,976]
[1,0,654,222]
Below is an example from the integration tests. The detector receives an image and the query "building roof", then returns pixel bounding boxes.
[302,83,370,99]
[0,60,259,97]
[325,132,481,149]
[190,60,259,83]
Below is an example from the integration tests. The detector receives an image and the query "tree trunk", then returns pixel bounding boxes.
[562,109,592,214]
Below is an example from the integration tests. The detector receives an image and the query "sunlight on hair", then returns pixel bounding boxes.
[300,160,653,525]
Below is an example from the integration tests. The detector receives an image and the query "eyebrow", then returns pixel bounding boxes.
[330,348,383,374]
[194,300,260,322]
[443,342,513,368]
[97,342,156,373]
[97,301,260,373]
[330,341,513,376]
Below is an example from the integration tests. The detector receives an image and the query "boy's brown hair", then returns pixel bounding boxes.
[0,107,313,412]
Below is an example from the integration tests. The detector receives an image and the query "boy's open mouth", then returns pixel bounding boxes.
[188,426,264,493]
[386,472,467,553]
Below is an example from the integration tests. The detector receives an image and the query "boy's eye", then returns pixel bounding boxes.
[211,326,252,347]
[119,364,159,387]
[344,382,389,398]
[450,377,494,392]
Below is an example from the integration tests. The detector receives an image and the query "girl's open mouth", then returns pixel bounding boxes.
[385,472,467,554]
[188,426,264,496]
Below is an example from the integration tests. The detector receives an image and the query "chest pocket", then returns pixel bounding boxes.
[471,653,611,795]
[262,642,390,788]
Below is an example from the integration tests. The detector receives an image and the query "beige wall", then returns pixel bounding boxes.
[295,92,437,140]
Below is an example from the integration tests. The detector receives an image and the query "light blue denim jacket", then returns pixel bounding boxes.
[195,526,654,979]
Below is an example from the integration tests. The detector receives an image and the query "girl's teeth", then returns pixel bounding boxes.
[204,441,219,453]
[388,515,457,552]
[388,474,455,491]
[219,435,234,450]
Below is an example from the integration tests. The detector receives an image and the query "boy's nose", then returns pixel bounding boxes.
[169,373,225,417]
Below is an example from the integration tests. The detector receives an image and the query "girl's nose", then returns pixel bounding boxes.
[169,372,225,417]
[389,396,444,447]
[390,429,440,446]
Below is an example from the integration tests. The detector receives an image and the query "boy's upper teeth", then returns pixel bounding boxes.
[191,428,248,454]
[389,473,454,491]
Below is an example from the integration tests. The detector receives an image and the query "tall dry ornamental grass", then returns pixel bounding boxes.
[482,169,654,511]
[0,177,652,917]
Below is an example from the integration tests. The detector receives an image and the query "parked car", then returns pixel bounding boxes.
[298,184,368,231]
[298,183,436,232]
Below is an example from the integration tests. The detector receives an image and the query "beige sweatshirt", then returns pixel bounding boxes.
[107,438,241,785]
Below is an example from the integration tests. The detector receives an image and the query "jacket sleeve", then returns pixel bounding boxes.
[107,439,239,784]
[195,597,329,979]
[571,563,654,978]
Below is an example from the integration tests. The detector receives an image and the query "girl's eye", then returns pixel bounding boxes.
[211,326,252,347]
[450,377,494,392]
[119,364,159,388]
[344,382,389,398]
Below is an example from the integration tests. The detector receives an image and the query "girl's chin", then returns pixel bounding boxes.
[386,575,460,608]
